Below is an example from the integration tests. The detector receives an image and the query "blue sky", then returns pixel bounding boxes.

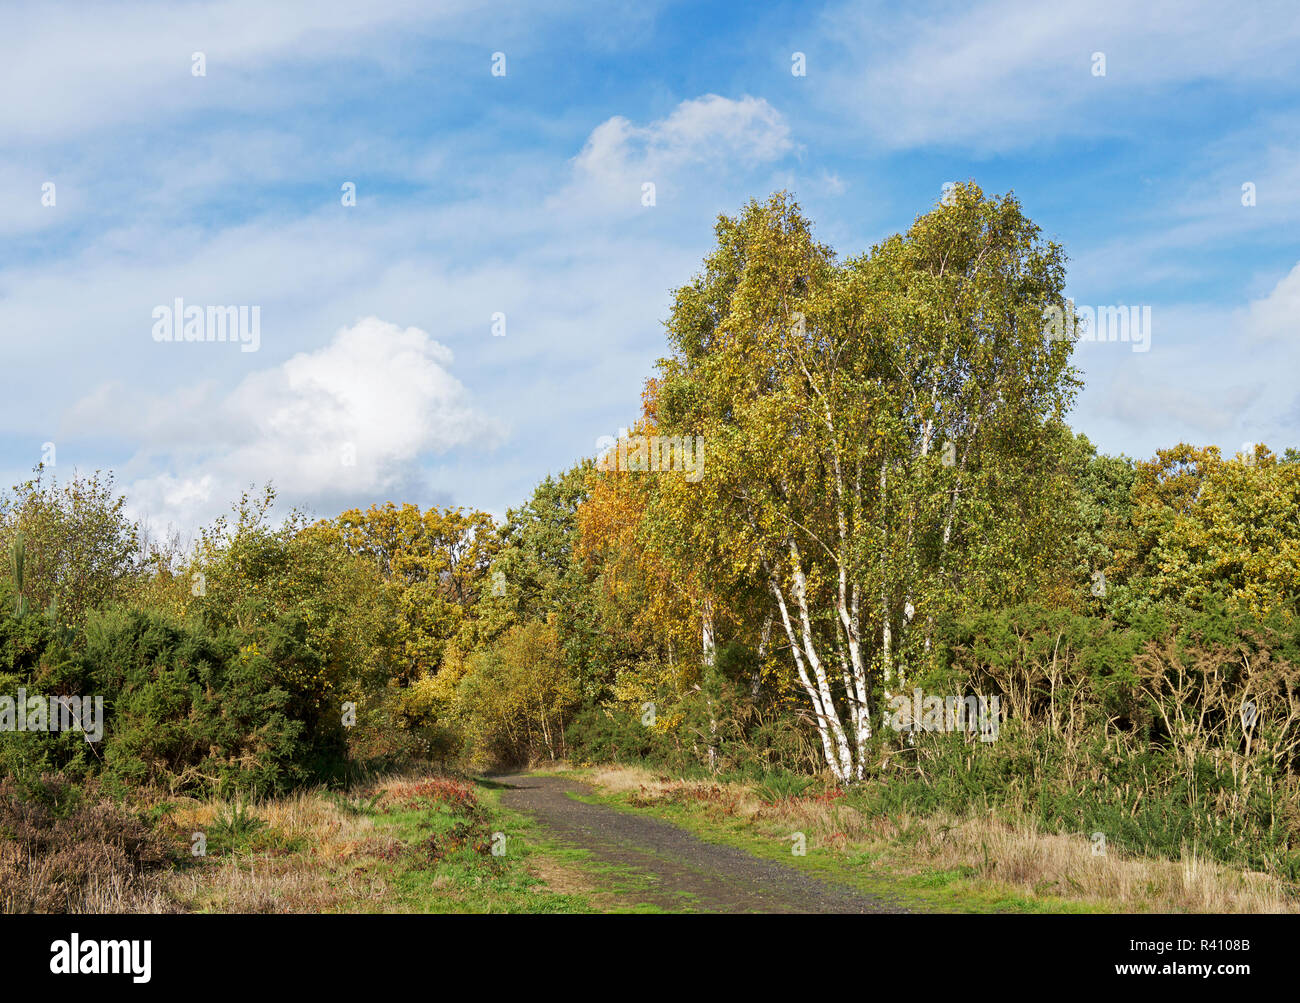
[4,0,1299,536]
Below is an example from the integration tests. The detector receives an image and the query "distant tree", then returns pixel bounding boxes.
[457,620,579,766]
[1109,443,1300,620]
[329,501,498,682]
[1066,433,1137,613]
[0,467,141,627]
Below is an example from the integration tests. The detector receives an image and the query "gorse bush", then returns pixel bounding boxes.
[907,603,1300,875]
[82,608,314,797]
[1,580,383,798]
[565,704,678,766]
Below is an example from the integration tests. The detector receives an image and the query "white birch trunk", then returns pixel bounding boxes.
[769,572,853,783]
[787,541,855,780]
[701,599,716,667]
[752,613,772,701]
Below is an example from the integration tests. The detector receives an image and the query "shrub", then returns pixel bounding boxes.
[566,703,675,765]
[79,607,315,797]
[0,774,174,913]
[910,603,1300,875]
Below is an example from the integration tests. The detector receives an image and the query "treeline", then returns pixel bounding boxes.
[3,185,1299,874]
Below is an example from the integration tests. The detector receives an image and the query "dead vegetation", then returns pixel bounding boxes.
[0,775,175,913]
[0,773,475,914]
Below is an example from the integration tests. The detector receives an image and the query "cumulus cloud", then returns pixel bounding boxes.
[557,94,794,212]
[66,317,503,529]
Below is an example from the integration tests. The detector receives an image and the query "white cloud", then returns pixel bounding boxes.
[0,127,708,530]
[0,0,558,145]
[1072,264,1300,456]
[818,0,1300,151]
[66,317,503,529]
[3,2,392,143]
[1242,260,1300,344]
[1096,374,1262,435]
[557,94,794,212]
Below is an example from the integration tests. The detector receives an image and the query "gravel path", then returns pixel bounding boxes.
[494,773,905,913]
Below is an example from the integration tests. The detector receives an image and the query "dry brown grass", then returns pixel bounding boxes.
[166,848,393,913]
[0,776,176,914]
[162,776,462,913]
[584,764,664,794]
[2,772,498,914]
[577,764,1299,913]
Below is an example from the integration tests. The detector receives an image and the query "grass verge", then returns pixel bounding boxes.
[556,763,1299,914]
[154,773,682,913]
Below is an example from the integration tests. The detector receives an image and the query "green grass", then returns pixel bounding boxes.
[360,782,579,912]
[350,779,686,912]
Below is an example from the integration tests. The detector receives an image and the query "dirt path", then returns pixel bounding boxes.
[493,773,904,913]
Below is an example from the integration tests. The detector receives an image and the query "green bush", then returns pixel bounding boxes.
[0,603,361,799]
[566,704,676,765]
[80,607,316,797]
[888,603,1300,876]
